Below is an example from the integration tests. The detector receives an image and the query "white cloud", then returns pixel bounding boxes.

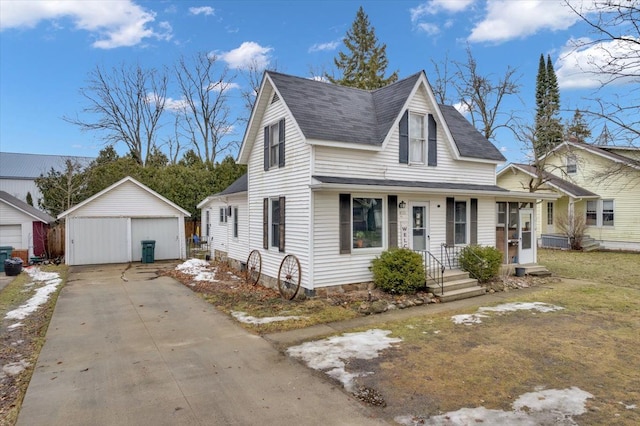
[0,0,172,49]
[556,37,640,89]
[309,39,340,53]
[416,22,440,36]
[468,0,580,44]
[189,6,215,16]
[410,0,476,21]
[218,41,273,70]
[207,81,241,92]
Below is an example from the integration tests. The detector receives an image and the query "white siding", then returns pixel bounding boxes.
[0,201,36,255]
[313,86,497,185]
[0,179,42,207]
[208,199,229,256]
[246,98,312,289]
[226,193,249,265]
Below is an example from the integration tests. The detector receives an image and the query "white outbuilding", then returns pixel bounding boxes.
[58,176,191,266]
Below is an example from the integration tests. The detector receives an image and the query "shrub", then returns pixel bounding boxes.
[459,245,502,283]
[370,248,425,294]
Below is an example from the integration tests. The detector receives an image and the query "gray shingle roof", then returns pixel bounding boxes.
[313,175,509,193]
[0,190,54,223]
[512,163,598,198]
[0,152,94,179]
[438,105,505,161]
[214,174,247,196]
[267,71,504,162]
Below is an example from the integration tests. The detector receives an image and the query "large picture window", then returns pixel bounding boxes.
[352,197,383,249]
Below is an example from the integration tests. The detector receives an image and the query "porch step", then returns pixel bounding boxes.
[427,269,486,303]
[581,236,601,252]
[515,264,552,277]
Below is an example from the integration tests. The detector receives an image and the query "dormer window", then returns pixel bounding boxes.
[567,155,577,174]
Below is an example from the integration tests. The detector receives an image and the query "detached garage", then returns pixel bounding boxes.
[0,190,54,259]
[58,176,191,266]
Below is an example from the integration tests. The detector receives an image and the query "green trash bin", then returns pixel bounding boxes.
[0,246,14,272]
[141,240,156,264]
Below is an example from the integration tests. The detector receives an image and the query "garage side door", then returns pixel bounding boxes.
[131,218,180,261]
[0,225,22,249]
[69,218,129,265]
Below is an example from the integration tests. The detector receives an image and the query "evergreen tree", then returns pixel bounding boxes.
[534,54,564,156]
[326,7,398,89]
[565,109,591,143]
[26,191,33,206]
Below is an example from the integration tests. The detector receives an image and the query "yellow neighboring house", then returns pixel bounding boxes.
[497,140,640,252]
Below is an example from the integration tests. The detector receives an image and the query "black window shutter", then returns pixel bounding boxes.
[388,195,398,248]
[428,114,437,166]
[278,118,285,168]
[264,126,270,171]
[263,198,269,249]
[470,198,478,245]
[339,194,351,254]
[399,110,409,164]
[279,196,285,252]
[446,197,455,246]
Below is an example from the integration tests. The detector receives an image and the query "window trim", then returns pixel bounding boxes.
[566,155,577,174]
[602,199,614,227]
[352,195,385,251]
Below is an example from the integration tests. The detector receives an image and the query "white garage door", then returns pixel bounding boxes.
[131,218,180,261]
[0,224,22,249]
[68,218,129,265]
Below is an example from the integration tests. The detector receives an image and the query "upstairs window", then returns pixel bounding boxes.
[567,155,577,174]
[264,119,285,171]
[409,113,425,164]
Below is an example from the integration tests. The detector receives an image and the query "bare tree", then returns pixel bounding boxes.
[238,59,280,123]
[65,64,168,166]
[430,47,522,142]
[174,53,238,166]
[35,158,88,217]
[564,0,640,145]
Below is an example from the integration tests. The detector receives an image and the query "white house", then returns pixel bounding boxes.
[0,190,54,259]
[202,71,553,297]
[58,176,190,266]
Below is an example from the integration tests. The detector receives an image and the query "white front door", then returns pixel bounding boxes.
[410,203,429,252]
[518,209,534,264]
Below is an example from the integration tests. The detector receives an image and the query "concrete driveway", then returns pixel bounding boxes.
[17,262,386,425]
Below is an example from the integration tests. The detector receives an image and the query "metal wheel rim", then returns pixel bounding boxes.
[278,254,301,300]
[246,250,261,285]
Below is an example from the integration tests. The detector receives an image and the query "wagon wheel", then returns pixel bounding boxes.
[278,254,301,300]
[246,250,262,285]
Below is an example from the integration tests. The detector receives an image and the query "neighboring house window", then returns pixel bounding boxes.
[263,197,285,251]
[586,201,597,226]
[409,112,425,164]
[454,201,467,244]
[205,210,211,237]
[547,202,554,225]
[233,207,239,238]
[352,197,383,249]
[567,155,577,174]
[602,200,614,226]
[219,207,227,224]
[264,119,285,171]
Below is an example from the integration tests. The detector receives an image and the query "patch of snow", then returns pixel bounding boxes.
[395,387,593,426]
[231,311,307,324]
[5,268,62,321]
[479,302,564,314]
[8,322,23,330]
[2,359,30,376]
[451,313,489,325]
[286,329,402,392]
[175,259,220,282]
[619,402,636,410]
[452,302,564,325]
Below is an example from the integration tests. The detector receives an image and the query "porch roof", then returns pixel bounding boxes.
[510,163,599,199]
[311,175,557,199]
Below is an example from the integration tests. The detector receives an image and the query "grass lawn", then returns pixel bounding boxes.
[347,249,640,424]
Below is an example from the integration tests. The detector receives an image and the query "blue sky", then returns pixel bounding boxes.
[0,0,635,165]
